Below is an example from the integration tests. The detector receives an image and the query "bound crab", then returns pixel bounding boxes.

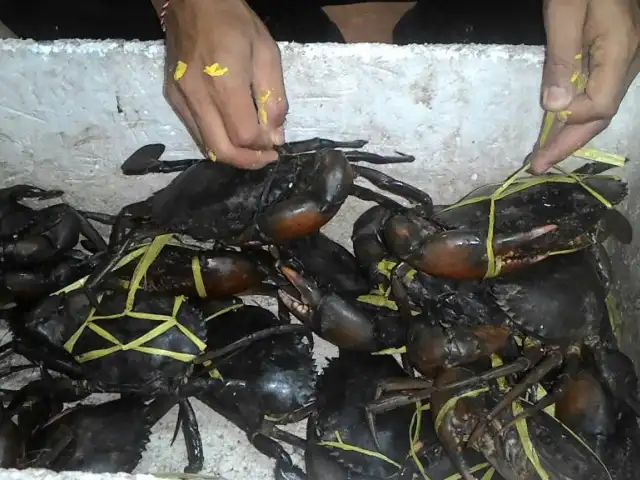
[98,138,431,249]
[5,258,310,475]
[307,351,504,480]
[364,247,640,453]
[353,160,631,280]
[78,231,279,300]
[428,359,612,479]
[0,184,107,266]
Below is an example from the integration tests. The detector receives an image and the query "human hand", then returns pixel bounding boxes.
[156,0,289,169]
[528,0,640,174]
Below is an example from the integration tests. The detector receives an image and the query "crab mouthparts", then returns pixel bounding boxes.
[278,288,313,321]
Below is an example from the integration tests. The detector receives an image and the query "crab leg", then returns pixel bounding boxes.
[344,150,415,164]
[119,143,200,176]
[277,137,367,154]
[179,398,204,473]
[353,165,433,208]
[466,350,564,447]
[498,347,581,434]
[0,185,64,202]
[366,356,532,415]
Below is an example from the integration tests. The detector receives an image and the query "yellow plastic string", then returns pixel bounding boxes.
[63,294,208,363]
[605,294,621,338]
[317,430,402,468]
[125,234,173,312]
[191,256,208,299]
[357,294,399,310]
[203,301,245,322]
[372,346,407,355]
[442,464,494,480]
[409,401,431,478]
[511,399,549,480]
[52,243,152,296]
[58,234,215,365]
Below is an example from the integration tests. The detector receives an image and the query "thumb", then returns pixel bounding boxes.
[252,39,289,146]
[541,0,588,111]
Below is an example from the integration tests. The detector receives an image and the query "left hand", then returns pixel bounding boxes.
[528,0,640,174]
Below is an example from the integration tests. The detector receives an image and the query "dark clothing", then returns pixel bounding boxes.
[0,0,544,45]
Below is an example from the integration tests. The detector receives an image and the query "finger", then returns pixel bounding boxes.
[562,2,638,124]
[164,39,206,152]
[541,0,588,110]
[203,47,273,151]
[164,82,205,153]
[178,71,278,169]
[528,119,608,174]
[251,37,289,145]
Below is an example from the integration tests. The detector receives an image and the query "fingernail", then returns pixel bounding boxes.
[271,127,285,146]
[542,86,572,110]
[264,150,279,162]
[527,157,550,175]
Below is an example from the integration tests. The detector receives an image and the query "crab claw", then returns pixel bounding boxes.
[277,265,378,350]
[383,214,557,279]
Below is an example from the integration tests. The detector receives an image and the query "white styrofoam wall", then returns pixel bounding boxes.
[0,40,639,480]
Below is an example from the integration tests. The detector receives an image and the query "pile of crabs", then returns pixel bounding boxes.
[1,137,638,480]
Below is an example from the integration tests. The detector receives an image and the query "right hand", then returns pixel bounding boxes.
[161,0,288,169]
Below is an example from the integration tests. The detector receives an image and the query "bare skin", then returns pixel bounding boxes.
[151,0,288,169]
[529,0,640,174]
[150,0,639,172]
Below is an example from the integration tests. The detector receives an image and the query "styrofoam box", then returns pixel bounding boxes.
[0,40,639,480]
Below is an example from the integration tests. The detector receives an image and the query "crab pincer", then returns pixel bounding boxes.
[383,213,558,279]
[278,265,380,351]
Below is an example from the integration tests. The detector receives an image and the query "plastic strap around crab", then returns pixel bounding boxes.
[52,243,152,296]
[511,399,550,480]
[126,234,174,311]
[191,256,208,299]
[64,294,208,363]
[489,351,552,479]
[317,430,403,469]
[605,294,621,338]
[481,468,497,480]
[441,464,494,480]
[408,401,431,478]
[371,346,407,355]
[203,300,245,322]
